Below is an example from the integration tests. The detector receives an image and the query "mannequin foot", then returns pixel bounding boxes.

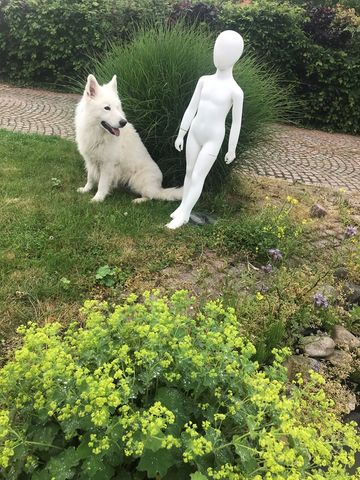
[166,214,188,230]
[170,206,183,219]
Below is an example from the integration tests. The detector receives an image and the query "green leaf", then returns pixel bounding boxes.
[75,434,92,461]
[45,447,80,480]
[143,432,165,452]
[96,265,113,281]
[29,423,60,450]
[137,448,176,478]
[232,436,258,475]
[154,387,189,435]
[80,456,114,480]
[190,473,208,480]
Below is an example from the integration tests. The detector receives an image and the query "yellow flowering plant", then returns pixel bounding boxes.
[0,291,359,479]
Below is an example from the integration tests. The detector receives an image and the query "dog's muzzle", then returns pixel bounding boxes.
[101,120,127,137]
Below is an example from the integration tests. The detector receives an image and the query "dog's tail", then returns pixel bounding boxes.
[150,186,183,202]
[141,187,183,202]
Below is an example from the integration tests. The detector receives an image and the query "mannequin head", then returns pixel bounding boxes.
[213,30,244,71]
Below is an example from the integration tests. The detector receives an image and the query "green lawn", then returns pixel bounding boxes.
[1,128,358,368]
[0,129,225,339]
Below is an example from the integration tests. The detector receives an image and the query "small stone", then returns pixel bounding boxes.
[310,204,327,218]
[332,325,360,349]
[334,267,349,281]
[299,335,335,358]
[345,393,357,413]
[326,349,353,367]
[343,282,360,306]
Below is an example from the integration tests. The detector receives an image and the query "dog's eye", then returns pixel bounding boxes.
[104,106,111,111]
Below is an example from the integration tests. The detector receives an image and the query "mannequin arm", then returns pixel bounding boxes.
[175,77,204,151]
[225,88,244,164]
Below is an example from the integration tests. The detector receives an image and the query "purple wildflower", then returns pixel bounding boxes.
[258,284,269,294]
[345,225,357,238]
[314,292,329,309]
[311,362,320,372]
[261,263,273,274]
[268,248,283,261]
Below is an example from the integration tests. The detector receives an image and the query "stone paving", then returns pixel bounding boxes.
[240,125,360,192]
[0,83,79,140]
[0,82,359,192]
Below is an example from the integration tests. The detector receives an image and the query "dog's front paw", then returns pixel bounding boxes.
[91,194,105,203]
[77,186,90,193]
[132,197,149,204]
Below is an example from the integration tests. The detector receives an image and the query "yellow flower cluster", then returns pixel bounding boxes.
[0,291,359,479]
[119,402,176,456]
[286,195,299,205]
[183,422,213,463]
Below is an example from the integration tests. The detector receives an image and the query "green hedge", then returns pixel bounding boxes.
[218,1,360,133]
[0,0,171,87]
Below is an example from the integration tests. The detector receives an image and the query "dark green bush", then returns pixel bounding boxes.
[0,0,171,86]
[219,0,360,133]
[169,1,220,27]
[0,291,359,479]
[94,25,288,188]
[219,1,308,84]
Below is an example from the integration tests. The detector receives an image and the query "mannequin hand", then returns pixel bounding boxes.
[175,136,184,152]
[225,151,236,165]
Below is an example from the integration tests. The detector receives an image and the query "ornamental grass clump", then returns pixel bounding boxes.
[93,24,289,190]
[0,291,359,479]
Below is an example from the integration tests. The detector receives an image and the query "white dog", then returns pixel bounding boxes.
[75,74,183,203]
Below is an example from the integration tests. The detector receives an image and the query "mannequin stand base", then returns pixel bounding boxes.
[189,211,217,226]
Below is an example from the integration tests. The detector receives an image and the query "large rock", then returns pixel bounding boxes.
[332,325,360,349]
[299,335,335,358]
[284,355,321,381]
[326,349,353,367]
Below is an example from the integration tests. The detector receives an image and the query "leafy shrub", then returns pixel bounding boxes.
[0,291,359,479]
[94,24,288,189]
[169,1,219,27]
[219,0,308,84]
[0,0,171,86]
[219,0,360,133]
[304,5,344,47]
[288,0,360,15]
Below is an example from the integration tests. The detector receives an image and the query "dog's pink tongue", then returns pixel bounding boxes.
[113,128,120,137]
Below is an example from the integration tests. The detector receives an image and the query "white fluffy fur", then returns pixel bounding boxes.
[75,74,183,203]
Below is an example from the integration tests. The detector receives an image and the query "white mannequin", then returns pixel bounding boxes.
[166,30,244,229]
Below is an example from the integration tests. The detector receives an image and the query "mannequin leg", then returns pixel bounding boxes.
[166,142,220,229]
[170,132,201,219]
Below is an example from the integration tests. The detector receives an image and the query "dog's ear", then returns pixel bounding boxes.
[85,74,99,98]
[108,75,118,92]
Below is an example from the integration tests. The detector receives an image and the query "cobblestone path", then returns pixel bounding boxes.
[240,125,360,192]
[0,83,78,140]
[1,83,359,191]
